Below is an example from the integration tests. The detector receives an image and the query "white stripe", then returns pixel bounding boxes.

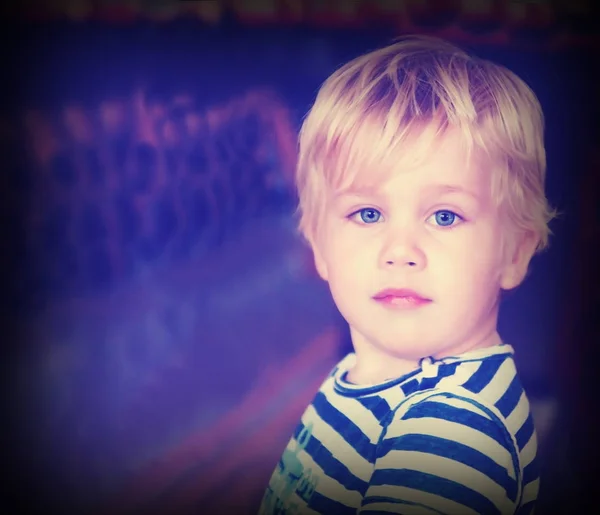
[506,392,529,433]
[519,429,538,469]
[479,359,518,404]
[295,444,364,508]
[454,359,487,385]
[366,485,479,515]
[384,386,413,410]
[377,450,513,513]
[322,386,384,443]
[321,373,338,393]
[303,404,373,482]
[383,418,515,477]
[521,477,540,505]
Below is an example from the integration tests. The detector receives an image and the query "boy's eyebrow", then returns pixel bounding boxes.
[335,184,479,200]
[334,185,383,199]
[426,184,480,200]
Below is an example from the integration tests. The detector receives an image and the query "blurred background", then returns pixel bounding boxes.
[1,1,599,515]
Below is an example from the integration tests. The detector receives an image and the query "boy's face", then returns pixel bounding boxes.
[311,128,536,376]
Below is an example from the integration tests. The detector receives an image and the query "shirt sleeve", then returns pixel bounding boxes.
[358,392,521,515]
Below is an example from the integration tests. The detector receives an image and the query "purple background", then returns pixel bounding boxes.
[2,19,596,515]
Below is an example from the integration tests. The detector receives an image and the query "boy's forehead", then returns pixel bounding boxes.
[329,128,487,196]
[332,176,484,207]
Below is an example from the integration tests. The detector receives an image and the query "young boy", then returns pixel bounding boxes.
[259,36,555,515]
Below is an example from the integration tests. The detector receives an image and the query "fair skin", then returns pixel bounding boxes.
[310,128,538,385]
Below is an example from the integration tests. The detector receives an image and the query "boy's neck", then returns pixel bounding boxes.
[346,329,504,386]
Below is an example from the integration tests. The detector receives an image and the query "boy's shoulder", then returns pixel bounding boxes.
[325,346,530,436]
[392,348,527,423]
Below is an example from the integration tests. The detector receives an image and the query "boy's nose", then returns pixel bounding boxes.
[378,231,426,270]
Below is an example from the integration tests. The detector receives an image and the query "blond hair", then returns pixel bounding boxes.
[296,35,557,253]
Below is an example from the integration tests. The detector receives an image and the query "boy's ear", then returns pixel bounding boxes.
[308,236,329,282]
[500,230,540,291]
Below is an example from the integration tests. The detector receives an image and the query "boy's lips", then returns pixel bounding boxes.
[372,288,432,307]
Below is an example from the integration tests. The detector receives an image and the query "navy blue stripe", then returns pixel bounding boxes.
[313,392,376,462]
[522,458,540,485]
[370,469,501,515]
[358,396,391,421]
[401,378,421,397]
[496,375,523,418]
[362,496,445,514]
[461,357,506,393]
[378,434,518,502]
[309,490,357,515]
[335,369,421,397]
[293,424,369,494]
[515,413,535,451]
[293,421,308,440]
[399,401,508,449]
[419,363,460,390]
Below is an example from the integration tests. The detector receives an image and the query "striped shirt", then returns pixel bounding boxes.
[258,344,539,515]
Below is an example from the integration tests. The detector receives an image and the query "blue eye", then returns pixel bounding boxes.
[432,210,462,227]
[356,208,381,224]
